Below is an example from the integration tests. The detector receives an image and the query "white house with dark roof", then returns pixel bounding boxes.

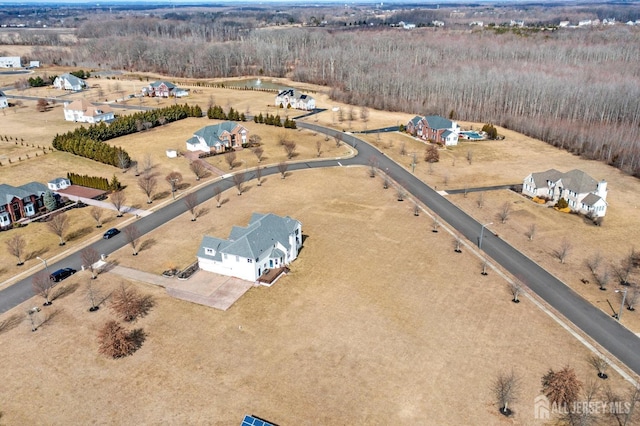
[0,182,48,228]
[53,73,87,91]
[0,90,7,108]
[63,99,114,123]
[275,88,315,111]
[523,169,608,217]
[186,121,248,154]
[406,115,460,146]
[197,213,303,282]
[47,177,71,191]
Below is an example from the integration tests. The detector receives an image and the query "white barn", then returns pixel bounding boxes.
[197,213,303,282]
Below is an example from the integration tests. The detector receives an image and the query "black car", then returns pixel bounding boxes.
[50,268,76,282]
[103,228,120,239]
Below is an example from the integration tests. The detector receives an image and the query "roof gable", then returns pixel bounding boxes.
[193,122,245,147]
[424,115,455,130]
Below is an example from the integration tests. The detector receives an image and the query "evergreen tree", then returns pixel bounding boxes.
[43,190,57,212]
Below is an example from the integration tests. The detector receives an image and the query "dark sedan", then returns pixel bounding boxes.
[103,228,120,239]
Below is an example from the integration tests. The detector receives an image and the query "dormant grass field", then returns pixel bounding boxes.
[0,168,633,425]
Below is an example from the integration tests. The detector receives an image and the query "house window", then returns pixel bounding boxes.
[223,254,227,259]
[0,205,5,212]
[205,248,214,255]
[247,258,252,263]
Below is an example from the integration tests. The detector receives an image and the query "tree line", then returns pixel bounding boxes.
[67,172,121,191]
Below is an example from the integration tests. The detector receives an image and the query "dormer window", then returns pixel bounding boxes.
[205,247,215,255]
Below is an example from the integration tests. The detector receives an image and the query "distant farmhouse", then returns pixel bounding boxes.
[0,182,47,229]
[0,56,21,68]
[142,81,188,98]
[53,73,87,91]
[275,88,315,111]
[186,121,248,154]
[0,91,8,108]
[406,115,460,146]
[63,99,114,123]
[197,213,303,282]
[523,169,608,217]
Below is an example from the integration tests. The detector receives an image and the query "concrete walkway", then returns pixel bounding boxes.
[64,194,152,217]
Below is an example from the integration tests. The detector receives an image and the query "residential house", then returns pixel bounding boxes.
[186,121,248,154]
[47,177,71,191]
[63,99,114,123]
[197,213,303,282]
[275,88,316,111]
[0,90,7,108]
[53,73,87,91]
[0,182,48,228]
[142,81,188,98]
[406,115,460,146]
[0,56,20,68]
[522,169,608,217]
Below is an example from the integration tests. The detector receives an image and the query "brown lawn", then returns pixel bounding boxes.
[0,168,633,425]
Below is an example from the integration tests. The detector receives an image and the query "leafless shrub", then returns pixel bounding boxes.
[97,320,139,358]
[432,215,440,233]
[554,238,572,264]
[476,193,485,209]
[138,173,158,204]
[90,206,103,228]
[283,140,297,159]
[81,247,100,279]
[510,281,522,303]
[123,225,141,256]
[278,162,288,179]
[233,171,246,195]
[47,213,69,246]
[213,185,222,208]
[189,160,207,181]
[498,202,512,224]
[5,234,26,266]
[183,192,199,221]
[224,150,237,170]
[252,146,264,163]
[110,191,126,216]
[110,284,153,322]
[588,354,609,379]
[525,223,537,241]
[32,270,54,305]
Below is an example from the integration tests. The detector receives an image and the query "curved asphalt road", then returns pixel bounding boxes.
[2,121,640,378]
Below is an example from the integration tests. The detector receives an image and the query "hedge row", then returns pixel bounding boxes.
[67,172,121,191]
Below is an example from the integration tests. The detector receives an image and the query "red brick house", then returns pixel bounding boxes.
[0,182,48,228]
[406,115,460,146]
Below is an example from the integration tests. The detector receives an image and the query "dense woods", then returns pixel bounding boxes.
[16,12,640,176]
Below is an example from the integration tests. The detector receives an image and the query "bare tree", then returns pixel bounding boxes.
[81,247,100,279]
[451,234,462,253]
[593,267,610,291]
[396,187,404,201]
[36,98,48,112]
[586,252,603,275]
[425,145,440,163]
[368,157,378,178]
[97,320,137,358]
[224,150,237,170]
[110,191,126,217]
[413,201,420,216]
[525,223,537,241]
[555,238,572,264]
[333,133,342,148]
[32,271,54,306]
[614,249,636,286]
[360,106,369,129]
[165,171,183,200]
[189,160,207,181]
[383,175,389,189]
[141,154,154,175]
[47,213,69,246]
[432,215,440,233]
[399,142,407,156]
[481,258,489,276]
[89,206,103,228]
[248,134,262,147]
[492,370,520,416]
[283,140,297,159]
[213,185,222,208]
[137,173,158,204]
[117,150,130,172]
[86,278,100,312]
[316,140,322,157]
[183,192,198,221]
[498,202,512,224]
[123,225,141,256]
[278,162,288,179]
[233,171,245,195]
[5,234,26,266]
[510,281,522,303]
[626,283,640,311]
[541,366,583,407]
[252,146,264,163]
[476,193,485,209]
[110,283,152,322]
[254,166,263,187]
[588,354,609,379]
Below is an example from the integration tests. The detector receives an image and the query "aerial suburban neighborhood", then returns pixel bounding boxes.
[0,1,639,425]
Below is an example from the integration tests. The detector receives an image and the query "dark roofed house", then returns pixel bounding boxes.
[406,115,460,146]
[197,213,302,282]
[275,88,315,110]
[523,169,608,217]
[186,121,248,154]
[142,81,188,98]
[0,182,48,229]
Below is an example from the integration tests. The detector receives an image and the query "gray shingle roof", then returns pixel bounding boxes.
[150,81,177,89]
[424,115,455,130]
[581,193,603,207]
[58,73,86,87]
[0,182,47,205]
[560,169,598,194]
[199,213,300,261]
[530,169,563,188]
[409,115,422,126]
[191,122,243,148]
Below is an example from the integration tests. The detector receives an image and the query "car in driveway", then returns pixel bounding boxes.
[103,228,120,239]
[49,268,76,282]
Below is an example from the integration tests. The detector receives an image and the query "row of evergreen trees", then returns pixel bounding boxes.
[253,113,296,129]
[67,172,121,191]
[52,104,202,167]
[206,105,246,122]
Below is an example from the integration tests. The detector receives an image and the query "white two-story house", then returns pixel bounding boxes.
[523,169,608,217]
[63,99,114,123]
[197,213,303,282]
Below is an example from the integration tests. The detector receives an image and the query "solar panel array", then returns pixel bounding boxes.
[241,414,275,426]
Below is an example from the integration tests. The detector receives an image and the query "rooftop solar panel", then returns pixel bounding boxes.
[241,414,275,426]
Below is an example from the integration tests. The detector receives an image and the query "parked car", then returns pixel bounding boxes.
[103,228,120,239]
[50,268,76,282]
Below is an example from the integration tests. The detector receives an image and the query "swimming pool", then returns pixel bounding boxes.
[461,131,484,140]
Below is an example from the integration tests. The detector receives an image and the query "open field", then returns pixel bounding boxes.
[0,167,634,425]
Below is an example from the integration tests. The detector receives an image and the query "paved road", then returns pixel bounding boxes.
[5,93,156,111]
[2,120,640,378]
[445,184,519,194]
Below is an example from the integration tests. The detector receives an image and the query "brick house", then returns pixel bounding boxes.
[406,115,460,146]
[0,182,48,228]
[186,122,248,154]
